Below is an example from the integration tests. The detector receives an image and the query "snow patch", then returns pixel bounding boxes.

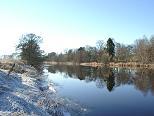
[0,68,88,116]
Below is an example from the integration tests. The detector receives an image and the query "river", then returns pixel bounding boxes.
[44,65,154,116]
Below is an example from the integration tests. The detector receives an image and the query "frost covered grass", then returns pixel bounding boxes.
[0,64,88,116]
[0,69,57,115]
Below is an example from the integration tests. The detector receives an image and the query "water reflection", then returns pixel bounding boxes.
[106,69,115,92]
[47,65,154,95]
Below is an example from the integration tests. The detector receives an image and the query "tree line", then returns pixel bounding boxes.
[46,35,154,64]
[15,33,154,70]
[45,38,115,64]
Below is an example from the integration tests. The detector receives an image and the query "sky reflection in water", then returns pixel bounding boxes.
[46,65,154,116]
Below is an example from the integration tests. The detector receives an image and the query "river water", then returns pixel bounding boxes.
[45,65,154,116]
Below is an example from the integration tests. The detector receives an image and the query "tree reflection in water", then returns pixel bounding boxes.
[106,69,115,92]
[47,65,154,95]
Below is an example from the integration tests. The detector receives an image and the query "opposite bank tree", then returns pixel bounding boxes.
[17,33,44,69]
[106,38,115,61]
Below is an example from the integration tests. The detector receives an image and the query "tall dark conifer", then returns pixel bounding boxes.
[106,38,115,61]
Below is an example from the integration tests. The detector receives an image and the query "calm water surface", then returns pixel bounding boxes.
[46,65,154,116]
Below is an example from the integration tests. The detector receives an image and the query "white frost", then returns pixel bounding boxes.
[0,67,88,116]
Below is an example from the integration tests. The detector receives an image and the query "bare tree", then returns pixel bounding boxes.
[148,36,154,63]
[134,36,149,63]
[115,43,134,62]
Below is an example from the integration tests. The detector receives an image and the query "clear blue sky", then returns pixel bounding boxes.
[0,0,154,55]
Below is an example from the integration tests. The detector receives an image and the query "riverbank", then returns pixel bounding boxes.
[109,62,154,69]
[0,61,66,115]
[0,65,66,115]
[44,61,154,69]
[44,61,78,66]
[81,62,154,69]
[0,62,88,115]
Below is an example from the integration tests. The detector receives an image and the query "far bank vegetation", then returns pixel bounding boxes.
[45,36,154,69]
[1,34,154,69]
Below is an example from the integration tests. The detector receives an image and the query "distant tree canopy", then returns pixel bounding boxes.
[45,35,154,64]
[17,33,44,68]
[45,38,115,63]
